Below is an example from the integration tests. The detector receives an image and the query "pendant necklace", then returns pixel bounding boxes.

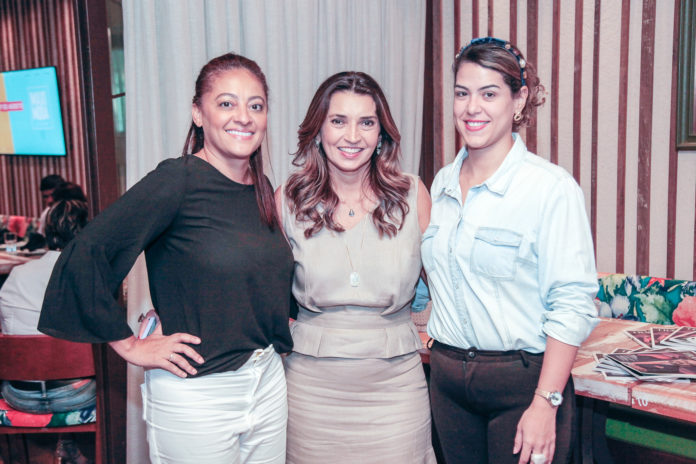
[341,193,364,218]
[343,220,367,287]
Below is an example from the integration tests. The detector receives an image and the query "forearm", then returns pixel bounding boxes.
[513,336,578,462]
[536,336,577,397]
[108,335,139,363]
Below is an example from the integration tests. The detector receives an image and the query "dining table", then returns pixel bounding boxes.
[571,317,696,463]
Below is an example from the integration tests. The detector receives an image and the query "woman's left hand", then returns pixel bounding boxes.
[513,397,558,464]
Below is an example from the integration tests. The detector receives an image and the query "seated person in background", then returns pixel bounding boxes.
[37,174,65,235]
[29,177,85,251]
[51,181,88,204]
[0,199,93,464]
[0,200,88,335]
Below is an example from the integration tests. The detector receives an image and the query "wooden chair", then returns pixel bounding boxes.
[0,334,102,463]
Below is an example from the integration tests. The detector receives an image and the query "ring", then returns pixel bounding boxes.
[530,453,546,464]
[169,353,174,362]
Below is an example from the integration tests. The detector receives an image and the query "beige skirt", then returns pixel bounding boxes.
[284,351,436,464]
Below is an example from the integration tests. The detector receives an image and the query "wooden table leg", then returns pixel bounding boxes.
[577,396,614,464]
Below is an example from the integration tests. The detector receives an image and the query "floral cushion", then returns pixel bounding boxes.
[0,398,95,427]
[596,273,696,326]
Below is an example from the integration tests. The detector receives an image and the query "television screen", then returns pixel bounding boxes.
[0,66,67,156]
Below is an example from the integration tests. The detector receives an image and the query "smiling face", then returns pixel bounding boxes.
[453,61,527,158]
[191,68,267,163]
[319,91,381,177]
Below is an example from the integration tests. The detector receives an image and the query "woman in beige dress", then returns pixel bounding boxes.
[275,71,435,463]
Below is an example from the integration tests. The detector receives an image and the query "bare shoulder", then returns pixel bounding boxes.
[416,177,431,233]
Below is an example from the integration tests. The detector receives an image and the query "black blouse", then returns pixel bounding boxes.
[39,155,294,376]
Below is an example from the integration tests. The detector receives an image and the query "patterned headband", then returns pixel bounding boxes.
[456,37,527,86]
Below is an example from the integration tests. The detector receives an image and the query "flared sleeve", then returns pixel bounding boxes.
[38,158,186,343]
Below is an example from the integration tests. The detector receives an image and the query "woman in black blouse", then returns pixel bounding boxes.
[39,53,294,463]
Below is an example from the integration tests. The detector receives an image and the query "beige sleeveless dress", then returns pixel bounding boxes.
[281,174,436,464]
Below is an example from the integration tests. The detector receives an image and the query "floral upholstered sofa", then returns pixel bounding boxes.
[596,273,696,326]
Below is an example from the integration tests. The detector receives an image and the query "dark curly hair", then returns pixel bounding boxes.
[284,71,410,239]
[453,39,545,130]
[45,199,88,250]
[51,182,87,203]
[40,174,64,191]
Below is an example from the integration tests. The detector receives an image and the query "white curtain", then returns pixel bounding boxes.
[123,1,425,462]
[124,0,426,186]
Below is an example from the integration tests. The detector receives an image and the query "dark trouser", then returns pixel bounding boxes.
[429,341,576,464]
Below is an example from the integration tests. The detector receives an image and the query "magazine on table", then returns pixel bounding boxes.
[592,325,696,381]
[604,350,696,379]
[651,327,680,347]
[593,351,635,379]
[659,327,696,349]
[623,326,696,350]
[624,329,653,348]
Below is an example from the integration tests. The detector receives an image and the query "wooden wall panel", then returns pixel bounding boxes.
[636,0,656,274]
[615,0,631,272]
[666,0,680,277]
[595,1,620,271]
[648,2,677,278]
[0,0,87,218]
[443,0,695,280]
[555,0,575,175]
[623,1,643,277]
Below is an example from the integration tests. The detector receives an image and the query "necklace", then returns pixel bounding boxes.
[335,182,367,219]
[340,194,364,218]
[343,220,367,287]
[340,200,359,218]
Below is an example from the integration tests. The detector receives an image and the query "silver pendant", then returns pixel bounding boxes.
[350,271,360,287]
[348,208,355,217]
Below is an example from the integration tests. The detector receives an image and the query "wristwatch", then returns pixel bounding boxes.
[534,388,563,407]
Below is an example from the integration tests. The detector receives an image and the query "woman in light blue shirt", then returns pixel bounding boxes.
[422,38,599,464]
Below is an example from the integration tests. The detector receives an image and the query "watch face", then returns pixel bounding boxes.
[549,391,563,406]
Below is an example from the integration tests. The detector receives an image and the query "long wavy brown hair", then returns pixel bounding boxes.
[284,71,410,239]
[181,53,278,230]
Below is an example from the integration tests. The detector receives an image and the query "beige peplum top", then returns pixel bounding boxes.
[281,174,424,359]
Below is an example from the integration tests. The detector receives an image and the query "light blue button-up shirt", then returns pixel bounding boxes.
[423,134,599,353]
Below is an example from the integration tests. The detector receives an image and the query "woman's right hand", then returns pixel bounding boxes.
[108,332,204,378]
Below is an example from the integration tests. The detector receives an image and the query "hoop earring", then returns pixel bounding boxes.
[513,112,523,122]
[375,138,382,156]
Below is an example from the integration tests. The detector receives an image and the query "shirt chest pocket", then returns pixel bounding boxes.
[470,227,522,280]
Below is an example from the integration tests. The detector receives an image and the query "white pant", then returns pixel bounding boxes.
[141,345,287,464]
